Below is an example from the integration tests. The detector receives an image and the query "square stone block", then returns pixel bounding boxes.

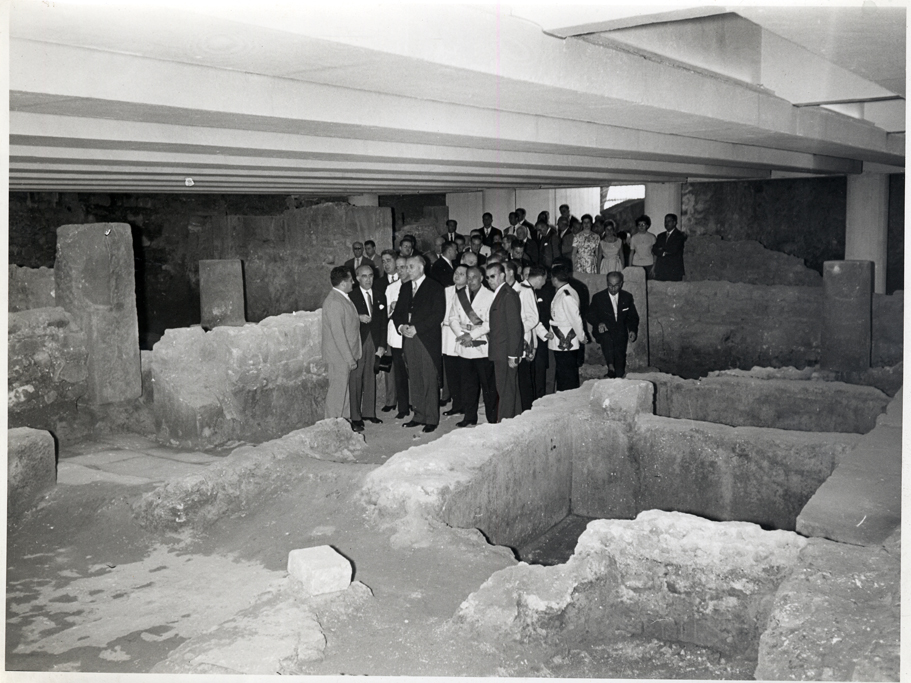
[199,259,246,329]
[589,379,654,421]
[287,546,351,596]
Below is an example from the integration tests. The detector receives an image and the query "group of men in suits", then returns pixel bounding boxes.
[321,208,643,434]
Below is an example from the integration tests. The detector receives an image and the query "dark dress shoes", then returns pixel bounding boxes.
[422,424,437,433]
[443,408,463,416]
[455,419,477,428]
[364,417,383,424]
[396,411,409,419]
[403,420,422,428]
[381,405,395,413]
[351,420,365,432]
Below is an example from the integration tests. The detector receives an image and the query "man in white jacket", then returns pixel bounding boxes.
[448,266,497,427]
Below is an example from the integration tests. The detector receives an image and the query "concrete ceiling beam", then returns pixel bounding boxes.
[10,29,897,167]
[10,106,861,179]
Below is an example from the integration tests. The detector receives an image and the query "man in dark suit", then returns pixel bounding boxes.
[485,262,524,422]
[442,219,464,245]
[538,221,561,269]
[344,241,369,276]
[516,207,535,232]
[524,266,553,401]
[348,264,387,431]
[392,256,447,433]
[479,212,503,248]
[429,241,458,287]
[652,213,687,281]
[585,271,640,378]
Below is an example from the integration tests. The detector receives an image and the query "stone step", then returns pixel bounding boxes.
[796,388,902,545]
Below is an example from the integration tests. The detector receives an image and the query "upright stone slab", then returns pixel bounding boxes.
[622,265,648,370]
[55,223,141,404]
[199,259,246,329]
[821,260,872,371]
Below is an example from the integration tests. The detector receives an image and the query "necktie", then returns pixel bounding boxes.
[366,289,372,315]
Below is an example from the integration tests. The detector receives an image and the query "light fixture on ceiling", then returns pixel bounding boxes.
[185,177,195,187]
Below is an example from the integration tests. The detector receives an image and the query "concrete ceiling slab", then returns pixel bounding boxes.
[7,2,905,193]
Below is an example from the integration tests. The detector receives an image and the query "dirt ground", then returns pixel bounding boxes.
[7,406,756,679]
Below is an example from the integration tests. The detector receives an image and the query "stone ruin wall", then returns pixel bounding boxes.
[200,203,394,320]
[150,311,327,448]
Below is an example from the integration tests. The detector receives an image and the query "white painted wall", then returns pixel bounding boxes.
[482,189,517,230]
[445,191,484,234]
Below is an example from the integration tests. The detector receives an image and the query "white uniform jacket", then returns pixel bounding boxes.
[447,285,495,360]
[385,279,403,349]
[548,283,585,351]
[442,285,459,356]
[513,280,540,355]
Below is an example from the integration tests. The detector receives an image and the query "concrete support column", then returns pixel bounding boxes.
[347,194,379,207]
[199,259,246,330]
[845,172,888,294]
[643,183,682,236]
[821,260,872,371]
[55,223,141,404]
[622,266,649,371]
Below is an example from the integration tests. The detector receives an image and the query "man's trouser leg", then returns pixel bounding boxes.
[325,362,351,419]
[554,350,580,391]
[391,347,409,414]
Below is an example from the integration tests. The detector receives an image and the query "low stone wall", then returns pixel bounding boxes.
[8,427,57,518]
[151,311,327,448]
[133,419,365,531]
[683,235,823,286]
[631,372,890,433]
[647,281,822,377]
[627,416,859,531]
[8,307,89,441]
[363,389,587,551]
[9,265,55,311]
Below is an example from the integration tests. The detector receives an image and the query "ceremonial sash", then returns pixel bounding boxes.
[456,287,486,347]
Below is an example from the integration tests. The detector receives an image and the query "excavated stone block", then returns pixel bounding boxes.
[54,223,141,404]
[571,420,636,520]
[151,311,327,447]
[797,389,902,546]
[365,387,588,550]
[8,265,55,311]
[632,371,890,433]
[647,280,822,378]
[755,532,899,681]
[588,378,653,421]
[199,259,246,329]
[821,260,872,371]
[8,427,56,517]
[455,510,806,658]
[288,546,352,596]
[8,307,89,436]
[631,415,860,531]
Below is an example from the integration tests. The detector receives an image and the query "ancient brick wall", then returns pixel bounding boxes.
[683,235,822,286]
[8,307,89,441]
[8,266,56,311]
[200,203,394,320]
[681,176,847,274]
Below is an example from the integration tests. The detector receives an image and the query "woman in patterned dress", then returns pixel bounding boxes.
[571,214,601,274]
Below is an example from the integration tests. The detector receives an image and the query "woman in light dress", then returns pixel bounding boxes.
[599,220,624,274]
[571,213,601,274]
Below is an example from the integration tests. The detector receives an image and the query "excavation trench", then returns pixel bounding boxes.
[364,376,873,671]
